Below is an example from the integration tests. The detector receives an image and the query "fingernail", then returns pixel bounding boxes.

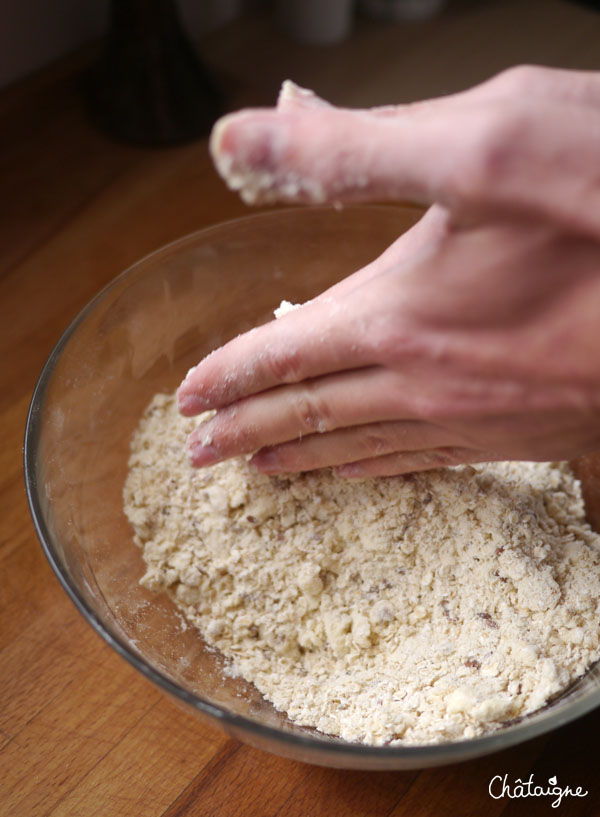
[209,113,241,162]
[177,390,209,417]
[209,114,293,205]
[183,365,198,383]
[186,441,220,468]
[250,449,281,474]
[211,114,283,171]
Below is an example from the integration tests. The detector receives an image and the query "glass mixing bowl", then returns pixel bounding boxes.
[25,206,600,770]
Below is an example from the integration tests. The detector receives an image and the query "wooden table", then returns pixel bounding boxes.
[3,1,600,814]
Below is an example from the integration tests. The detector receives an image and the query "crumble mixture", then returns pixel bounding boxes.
[123,394,600,745]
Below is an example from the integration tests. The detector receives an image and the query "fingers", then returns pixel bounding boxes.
[177,285,386,416]
[178,203,449,422]
[248,420,459,473]
[178,198,450,418]
[209,103,451,206]
[211,77,600,238]
[337,447,496,478]
[481,65,600,110]
[185,366,420,465]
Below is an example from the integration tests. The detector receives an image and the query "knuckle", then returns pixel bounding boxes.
[293,387,334,434]
[266,345,304,384]
[360,429,389,458]
[489,64,544,96]
[451,106,530,206]
[367,320,423,365]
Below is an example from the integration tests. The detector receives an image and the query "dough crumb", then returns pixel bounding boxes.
[124,393,600,745]
[273,300,302,319]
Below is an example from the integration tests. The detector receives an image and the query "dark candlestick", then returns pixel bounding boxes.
[83,0,222,146]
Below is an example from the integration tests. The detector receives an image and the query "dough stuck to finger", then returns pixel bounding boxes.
[209,110,327,205]
[273,299,303,319]
[277,80,332,111]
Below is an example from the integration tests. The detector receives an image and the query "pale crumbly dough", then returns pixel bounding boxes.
[124,393,600,745]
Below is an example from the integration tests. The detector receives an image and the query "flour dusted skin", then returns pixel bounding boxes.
[124,393,600,745]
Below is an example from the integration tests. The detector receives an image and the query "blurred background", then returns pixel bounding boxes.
[1,0,244,88]
[5,0,600,283]
[6,0,600,372]
[5,0,600,376]
[5,0,600,301]
[4,0,600,115]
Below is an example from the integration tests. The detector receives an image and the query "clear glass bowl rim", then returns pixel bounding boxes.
[23,206,600,764]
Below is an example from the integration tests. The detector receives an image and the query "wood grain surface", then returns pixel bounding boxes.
[3,1,600,815]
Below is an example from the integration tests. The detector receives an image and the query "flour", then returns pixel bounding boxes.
[124,393,600,745]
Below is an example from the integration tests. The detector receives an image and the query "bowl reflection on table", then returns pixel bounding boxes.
[24,206,600,770]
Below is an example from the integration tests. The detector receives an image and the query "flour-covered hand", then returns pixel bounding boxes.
[177,68,600,476]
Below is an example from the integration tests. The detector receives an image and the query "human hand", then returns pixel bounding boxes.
[177,68,600,476]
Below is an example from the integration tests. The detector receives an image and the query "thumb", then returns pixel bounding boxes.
[209,102,447,206]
